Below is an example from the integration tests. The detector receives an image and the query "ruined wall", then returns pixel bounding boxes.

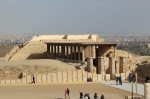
[0,70,111,85]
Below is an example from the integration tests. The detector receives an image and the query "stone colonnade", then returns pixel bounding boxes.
[46,43,117,62]
[46,44,96,61]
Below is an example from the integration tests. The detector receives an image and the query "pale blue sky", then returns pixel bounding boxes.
[0,0,150,35]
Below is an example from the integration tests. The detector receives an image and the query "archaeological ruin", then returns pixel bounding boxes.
[1,34,136,83]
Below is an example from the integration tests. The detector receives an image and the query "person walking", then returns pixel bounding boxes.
[32,75,35,84]
[119,75,122,85]
[65,89,68,99]
[80,91,83,99]
[94,93,98,99]
[116,76,119,85]
[100,93,104,99]
[67,88,70,97]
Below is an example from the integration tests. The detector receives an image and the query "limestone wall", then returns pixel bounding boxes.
[0,70,109,85]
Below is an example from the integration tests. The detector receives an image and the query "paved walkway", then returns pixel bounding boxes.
[101,81,144,96]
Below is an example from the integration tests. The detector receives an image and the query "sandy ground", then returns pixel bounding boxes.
[0,82,144,99]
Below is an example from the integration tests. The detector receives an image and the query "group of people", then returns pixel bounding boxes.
[65,88,70,99]
[80,91,104,99]
[116,75,122,85]
[128,73,136,83]
[87,77,92,82]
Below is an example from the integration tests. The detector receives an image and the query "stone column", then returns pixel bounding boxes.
[61,46,63,58]
[120,57,125,73]
[58,46,60,58]
[97,57,105,74]
[70,46,73,60]
[91,45,96,58]
[74,46,76,60]
[115,61,119,74]
[89,45,91,57]
[144,83,150,99]
[47,45,50,53]
[87,57,95,73]
[78,46,81,61]
[51,45,53,54]
[66,46,69,59]
[54,45,56,58]
[109,57,116,79]
[82,46,85,61]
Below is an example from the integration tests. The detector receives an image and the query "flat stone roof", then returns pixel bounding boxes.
[45,42,118,46]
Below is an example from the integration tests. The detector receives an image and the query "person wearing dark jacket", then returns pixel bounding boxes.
[100,93,104,99]
[94,93,98,99]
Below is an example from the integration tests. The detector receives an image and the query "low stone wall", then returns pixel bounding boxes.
[0,70,110,85]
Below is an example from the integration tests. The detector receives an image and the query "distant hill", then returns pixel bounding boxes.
[0,45,13,58]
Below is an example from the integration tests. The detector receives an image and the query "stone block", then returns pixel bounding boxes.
[97,74,103,81]
[27,75,32,83]
[67,71,72,82]
[72,71,77,82]
[6,80,10,84]
[47,73,52,82]
[111,74,116,80]
[10,80,15,84]
[82,71,87,82]
[16,79,21,83]
[89,67,96,73]
[92,74,97,82]
[104,74,110,81]
[62,72,67,82]
[41,74,47,82]
[57,72,62,82]
[52,73,57,82]
[36,74,42,83]
[77,70,83,82]
[21,77,27,83]
[21,72,26,78]
[0,80,5,84]
[87,73,92,78]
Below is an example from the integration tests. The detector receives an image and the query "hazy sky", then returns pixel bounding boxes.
[0,0,150,35]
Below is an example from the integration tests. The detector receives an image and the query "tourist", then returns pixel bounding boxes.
[119,75,122,85]
[65,89,68,99]
[132,74,136,83]
[145,75,149,83]
[32,75,35,84]
[94,93,98,99]
[80,91,83,99]
[84,94,88,99]
[89,77,92,82]
[87,93,90,99]
[100,93,104,99]
[67,88,70,97]
[116,76,119,85]
[128,73,132,82]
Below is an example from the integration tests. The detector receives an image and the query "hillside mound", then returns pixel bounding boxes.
[0,59,82,80]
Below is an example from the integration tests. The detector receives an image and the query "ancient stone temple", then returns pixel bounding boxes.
[4,34,131,79]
